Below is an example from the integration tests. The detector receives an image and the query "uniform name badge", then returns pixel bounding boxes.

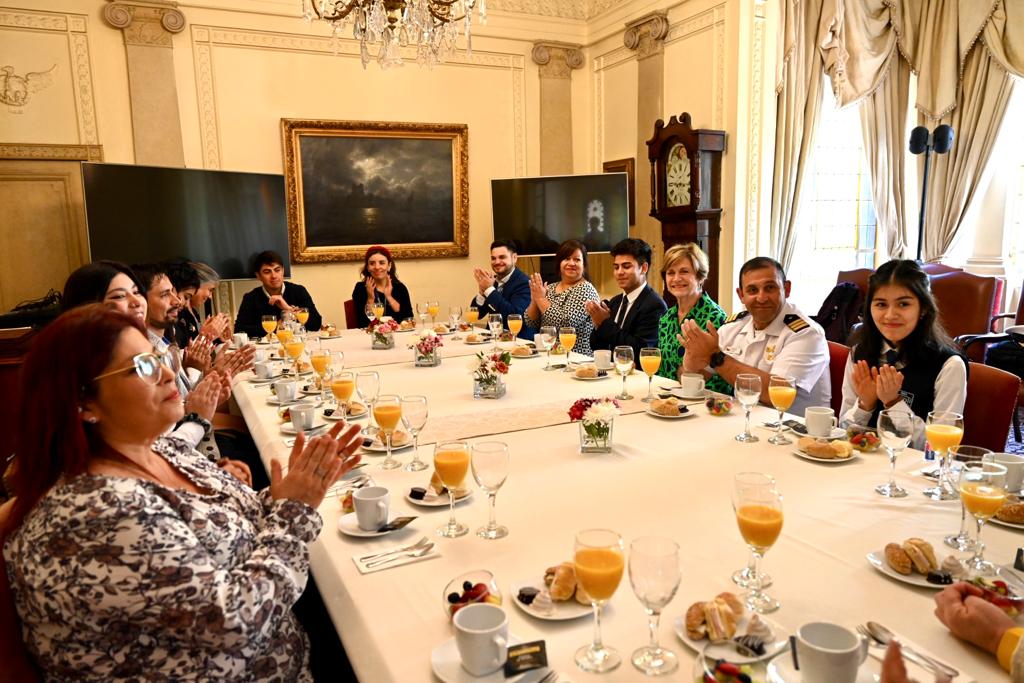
[764,344,777,363]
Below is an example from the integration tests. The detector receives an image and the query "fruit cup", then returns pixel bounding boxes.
[443,570,502,620]
[845,424,882,452]
[705,396,734,416]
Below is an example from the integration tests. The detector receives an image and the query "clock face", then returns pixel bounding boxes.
[665,143,691,208]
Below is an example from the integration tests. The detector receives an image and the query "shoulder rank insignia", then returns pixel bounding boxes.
[783,313,809,332]
[724,311,750,324]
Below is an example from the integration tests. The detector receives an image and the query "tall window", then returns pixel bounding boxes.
[787,87,877,315]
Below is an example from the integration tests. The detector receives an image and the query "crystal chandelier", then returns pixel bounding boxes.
[302,0,487,69]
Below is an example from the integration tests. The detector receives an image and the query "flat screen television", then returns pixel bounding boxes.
[82,163,290,280]
[490,173,630,256]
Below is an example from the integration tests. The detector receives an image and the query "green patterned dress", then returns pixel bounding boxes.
[656,292,732,394]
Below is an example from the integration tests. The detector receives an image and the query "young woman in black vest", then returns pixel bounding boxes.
[839,259,967,449]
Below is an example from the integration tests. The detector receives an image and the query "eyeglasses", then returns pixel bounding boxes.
[92,351,168,385]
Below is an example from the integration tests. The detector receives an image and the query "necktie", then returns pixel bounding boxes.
[615,300,626,327]
[884,349,898,367]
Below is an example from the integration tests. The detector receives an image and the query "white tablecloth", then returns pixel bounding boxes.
[233,329,1012,682]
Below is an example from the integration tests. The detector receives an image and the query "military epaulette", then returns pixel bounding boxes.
[723,311,750,324]
[783,313,810,332]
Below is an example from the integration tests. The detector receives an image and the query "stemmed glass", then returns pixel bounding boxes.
[371,300,385,321]
[639,347,661,403]
[356,371,380,435]
[945,446,992,550]
[925,410,965,501]
[507,314,523,341]
[734,373,762,443]
[310,349,331,401]
[628,536,680,676]
[435,441,471,538]
[295,307,310,327]
[537,326,557,371]
[614,345,634,400]
[574,529,625,673]
[401,395,429,472]
[284,328,306,375]
[465,306,480,328]
[471,441,509,540]
[733,472,783,613]
[876,409,914,498]
[767,375,796,445]
[488,314,504,352]
[959,461,1007,577]
[261,315,277,342]
[331,370,354,413]
[374,394,402,470]
[449,305,463,340]
[559,327,577,371]
[428,301,440,324]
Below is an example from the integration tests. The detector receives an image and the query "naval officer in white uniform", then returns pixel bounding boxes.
[679,256,830,417]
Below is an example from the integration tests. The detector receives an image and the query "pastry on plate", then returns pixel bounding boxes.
[650,397,683,416]
[884,542,912,575]
[902,538,937,573]
[796,436,853,459]
[466,333,483,342]
[399,319,416,331]
[684,592,744,641]
[574,365,599,378]
[433,324,449,334]
[997,497,1024,524]
[511,346,534,357]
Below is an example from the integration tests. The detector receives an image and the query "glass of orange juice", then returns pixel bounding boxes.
[574,528,625,673]
[310,349,331,399]
[925,410,965,501]
[559,327,577,373]
[295,307,310,327]
[959,461,1007,576]
[284,333,306,375]
[330,370,355,412]
[465,306,480,326]
[435,441,471,537]
[427,301,440,324]
[261,315,277,342]
[371,301,385,321]
[733,472,783,613]
[374,394,403,470]
[507,314,523,340]
[767,375,796,445]
[639,347,661,402]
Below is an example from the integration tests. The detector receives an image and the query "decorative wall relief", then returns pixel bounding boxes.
[0,64,56,110]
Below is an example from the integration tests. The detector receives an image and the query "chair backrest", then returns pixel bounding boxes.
[920,263,962,276]
[963,362,1021,453]
[826,341,849,414]
[930,272,1000,362]
[343,299,358,329]
[0,501,43,682]
[836,269,872,299]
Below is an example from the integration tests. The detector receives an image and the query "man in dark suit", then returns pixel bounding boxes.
[587,238,667,360]
[235,250,322,338]
[470,239,534,339]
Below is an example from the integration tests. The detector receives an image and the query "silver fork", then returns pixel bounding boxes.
[855,625,954,678]
[364,543,434,568]
[538,671,559,683]
[358,536,431,562]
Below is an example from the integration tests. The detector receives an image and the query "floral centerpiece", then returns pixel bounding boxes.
[569,397,621,453]
[470,350,511,398]
[411,329,444,366]
[366,317,399,349]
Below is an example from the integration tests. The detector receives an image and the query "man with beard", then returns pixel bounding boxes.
[469,240,533,338]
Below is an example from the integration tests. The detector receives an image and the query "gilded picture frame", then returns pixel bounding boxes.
[281,118,469,263]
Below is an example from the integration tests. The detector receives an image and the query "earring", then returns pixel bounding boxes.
[87,417,97,424]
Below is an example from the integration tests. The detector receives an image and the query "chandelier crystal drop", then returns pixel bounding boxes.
[303,0,487,69]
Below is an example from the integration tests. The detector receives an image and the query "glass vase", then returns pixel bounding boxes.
[371,332,394,350]
[579,418,614,453]
[473,375,506,399]
[414,348,441,367]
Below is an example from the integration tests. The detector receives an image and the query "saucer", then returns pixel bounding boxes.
[337,512,402,538]
[510,578,591,621]
[667,387,706,401]
[674,612,788,664]
[865,550,944,590]
[767,651,879,682]
[791,448,860,465]
[645,407,695,420]
[323,404,368,420]
[280,419,329,435]
[571,373,610,381]
[405,489,472,507]
[430,634,547,683]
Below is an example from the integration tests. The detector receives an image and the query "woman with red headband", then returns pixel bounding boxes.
[352,245,414,327]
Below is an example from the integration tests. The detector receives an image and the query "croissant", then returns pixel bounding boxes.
[549,562,576,601]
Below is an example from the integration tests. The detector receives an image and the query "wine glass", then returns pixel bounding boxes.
[876,409,914,498]
[628,536,680,676]
[310,349,331,401]
[638,347,661,402]
[435,441,470,538]
[261,315,277,342]
[925,410,965,501]
[471,441,509,540]
[767,375,796,445]
[488,314,504,352]
[374,394,402,470]
[613,345,634,399]
[449,304,463,340]
[574,528,625,673]
[507,314,523,342]
[465,306,480,328]
[945,446,992,550]
[330,370,354,413]
[428,300,440,324]
[371,300,385,321]
[295,307,310,327]
[401,395,429,472]
[364,303,375,323]
[356,371,380,435]
[734,373,762,443]
[284,329,306,375]
[559,327,578,371]
[733,472,783,613]
[537,325,557,371]
[959,461,1007,577]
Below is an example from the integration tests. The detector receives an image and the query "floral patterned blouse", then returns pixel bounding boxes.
[656,292,732,394]
[524,280,601,356]
[3,436,320,682]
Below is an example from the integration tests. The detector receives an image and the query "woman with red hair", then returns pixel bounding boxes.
[1,305,363,681]
[351,245,414,327]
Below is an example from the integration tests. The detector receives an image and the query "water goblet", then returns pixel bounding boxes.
[733,472,783,613]
[767,375,796,445]
[944,445,992,550]
[574,529,625,673]
[449,305,463,340]
[613,345,634,400]
[537,326,557,371]
[638,347,661,403]
[629,536,680,676]
[876,409,914,498]
[471,441,509,540]
[356,371,380,435]
[925,410,965,501]
[401,395,429,472]
[488,314,504,352]
[374,394,402,470]
[734,373,762,443]
[959,461,1007,577]
[435,441,470,538]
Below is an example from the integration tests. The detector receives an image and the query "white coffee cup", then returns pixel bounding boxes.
[253,361,277,379]
[353,486,389,532]
[290,404,316,431]
[986,453,1024,492]
[593,350,613,370]
[253,348,269,363]
[796,622,868,683]
[232,332,249,347]
[274,379,298,403]
[453,603,509,676]
[680,373,705,396]
[805,407,838,437]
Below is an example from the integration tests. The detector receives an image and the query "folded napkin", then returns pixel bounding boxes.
[352,546,441,575]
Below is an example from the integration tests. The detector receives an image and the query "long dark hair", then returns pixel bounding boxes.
[360,245,401,282]
[62,261,141,312]
[2,306,143,539]
[851,259,954,364]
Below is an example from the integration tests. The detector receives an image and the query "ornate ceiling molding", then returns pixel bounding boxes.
[487,0,624,21]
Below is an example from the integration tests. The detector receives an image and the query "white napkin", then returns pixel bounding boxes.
[352,546,441,574]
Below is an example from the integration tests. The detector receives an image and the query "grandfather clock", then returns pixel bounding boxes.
[646,112,726,301]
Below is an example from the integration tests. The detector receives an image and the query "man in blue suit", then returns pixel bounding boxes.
[470,239,534,339]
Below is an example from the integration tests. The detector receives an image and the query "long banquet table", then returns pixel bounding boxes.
[233,327,1012,681]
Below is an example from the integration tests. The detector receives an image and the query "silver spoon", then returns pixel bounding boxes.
[862,622,958,678]
[365,543,434,568]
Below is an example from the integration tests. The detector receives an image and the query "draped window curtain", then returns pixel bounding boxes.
[773,0,1022,267]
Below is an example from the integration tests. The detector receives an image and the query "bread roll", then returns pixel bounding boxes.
[650,398,681,416]
[685,602,707,640]
[997,500,1024,524]
[575,365,599,378]
[884,542,912,575]
[549,562,576,601]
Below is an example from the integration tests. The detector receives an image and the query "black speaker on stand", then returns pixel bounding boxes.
[909,124,955,261]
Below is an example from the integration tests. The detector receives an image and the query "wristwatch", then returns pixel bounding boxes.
[709,351,727,369]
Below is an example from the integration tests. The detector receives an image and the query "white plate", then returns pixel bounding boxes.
[318,334,343,340]
[767,652,879,682]
[673,612,789,664]
[323,405,368,420]
[430,634,547,683]
[280,420,329,435]
[405,489,472,507]
[865,550,944,589]
[464,339,492,345]
[266,396,321,407]
[337,512,405,538]
[509,349,540,359]
[248,373,284,384]
[990,517,1024,532]
[361,439,414,454]
[571,373,611,381]
[645,407,696,420]
[509,578,591,621]
[667,387,707,400]
[791,448,860,464]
